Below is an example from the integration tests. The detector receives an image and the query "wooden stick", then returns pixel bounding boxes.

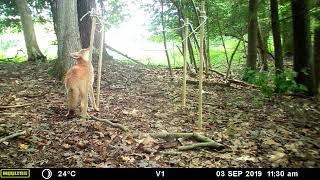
[105,44,144,66]
[0,103,32,109]
[85,8,96,117]
[182,18,189,107]
[150,132,213,143]
[89,9,96,62]
[96,23,104,108]
[0,130,26,143]
[198,1,205,129]
[178,142,223,151]
[150,132,223,151]
[89,115,128,132]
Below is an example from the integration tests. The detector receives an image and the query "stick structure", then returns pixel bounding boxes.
[96,23,104,108]
[182,18,189,107]
[197,1,206,129]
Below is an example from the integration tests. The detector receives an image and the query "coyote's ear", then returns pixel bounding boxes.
[70,52,80,59]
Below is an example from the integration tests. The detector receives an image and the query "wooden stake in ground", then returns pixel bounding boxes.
[89,9,96,62]
[96,22,104,108]
[84,8,96,117]
[197,1,206,129]
[182,18,189,107]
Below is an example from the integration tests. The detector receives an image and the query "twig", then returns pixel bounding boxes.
[89,115,129,132]
[23,91,50,98]
[0,130,26,143]
[105,44,144,66]
[178,142,223,151]
[0,103,32,109]
[150,132,215,142]
[159,151,182,155]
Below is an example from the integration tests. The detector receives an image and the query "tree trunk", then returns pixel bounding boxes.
[280,1,294,57]
[291,0,316,95]
[257,22,268,71]
[15,0,45,62]
[282,22,294,57]
[77,0,96,49]
[247,0,258,70]
[160,0,173,77]
[54,0,81,80]
[313,1,320,94]
[78,0,113,61]
[49,0,58,37]
[270,0,284,74]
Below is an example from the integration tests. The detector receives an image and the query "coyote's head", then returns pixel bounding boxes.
[70,48,90,61]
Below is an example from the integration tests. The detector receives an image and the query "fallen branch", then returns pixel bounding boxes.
[23,91,50,98]
[160,151,182,155]
[0,130,26,143]
[228,79,257,88]
[189,71,257,88]
[178,142,223,151]
[89,115,129,132]
[105,44,145,66]
[151,132,214,142]
[186,79,235,88]
[150,132,223,151]
[0,103,32,109]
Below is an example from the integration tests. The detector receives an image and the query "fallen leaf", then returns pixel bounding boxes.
[2,141,9,145]
[19,143,29,150]
[63,143,71,149]
[269,152,286,162]
[263,137,280,146]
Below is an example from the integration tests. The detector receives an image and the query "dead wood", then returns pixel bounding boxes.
[151,132,213,142]
[89,115,129,132]
[0,103,32,109]
[0,130,26,143]
[178,142,223,151]
[105,44,145,66]
[187,76,257,88]
[150,132,223,151]
[23,90,50,98]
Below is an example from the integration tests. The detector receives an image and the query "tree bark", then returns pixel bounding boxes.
[280,1,294,57]
[313,1,320,95]
[246,0,258,70]
[257,22,268,71]
[77,0,97,49]
[54,0,81,80]
[15,0,45,62]
[49,0,58,37]
[291,0,316,95]
[270,0,284,74]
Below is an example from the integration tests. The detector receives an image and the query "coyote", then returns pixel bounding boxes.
[64,48,99,118]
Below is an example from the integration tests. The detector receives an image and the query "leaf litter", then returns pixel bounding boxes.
[0,61,319,168]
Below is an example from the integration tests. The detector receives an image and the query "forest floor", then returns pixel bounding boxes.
[0,60,319,168]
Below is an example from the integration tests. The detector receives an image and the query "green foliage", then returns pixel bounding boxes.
[0,0,51,33]
[102,0,130,29]
[243,69,273,97]
[273,71,307,93]
[242,69,307,97]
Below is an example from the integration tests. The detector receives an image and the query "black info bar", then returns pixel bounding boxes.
[0,168,318,180]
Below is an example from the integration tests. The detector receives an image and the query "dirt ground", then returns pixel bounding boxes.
[0,60,319,168]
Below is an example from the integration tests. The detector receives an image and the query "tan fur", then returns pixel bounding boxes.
[64,48,99,118]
